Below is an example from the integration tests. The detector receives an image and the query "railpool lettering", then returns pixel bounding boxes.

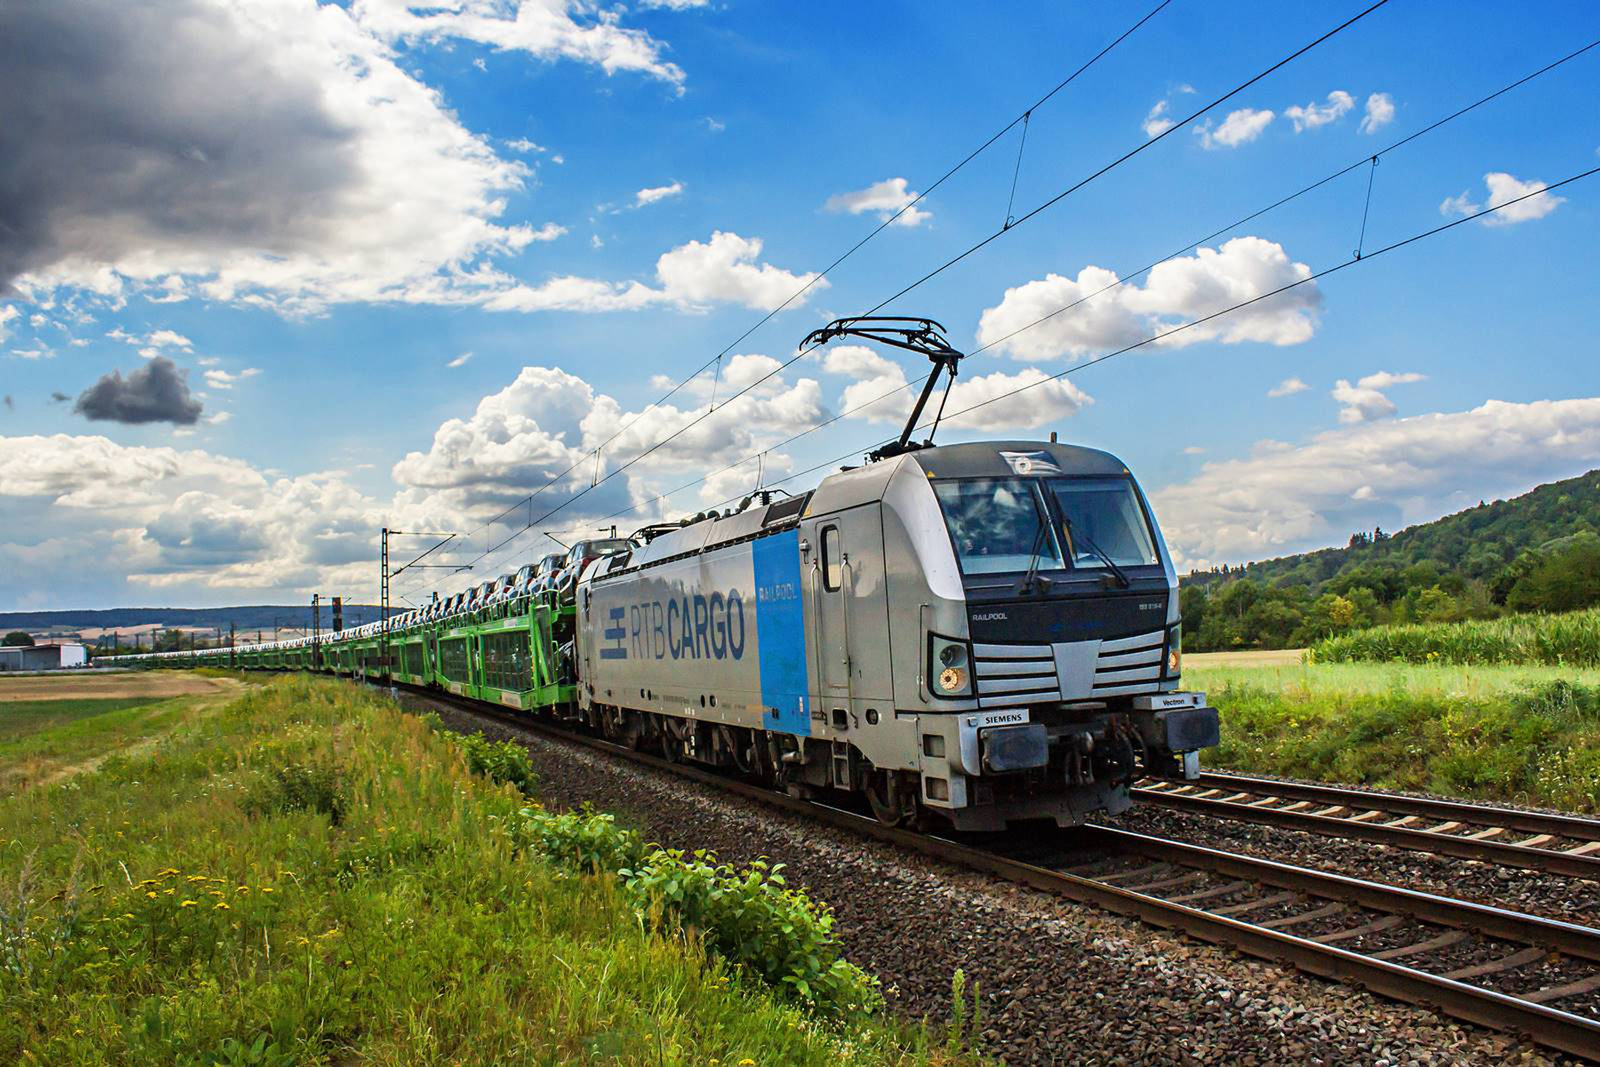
[625,590,746,661]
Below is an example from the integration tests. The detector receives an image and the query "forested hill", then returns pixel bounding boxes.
[0,605,382,634]
[1179,469,1600,650]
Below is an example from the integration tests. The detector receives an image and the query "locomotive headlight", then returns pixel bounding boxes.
[1165,625,1182,676]
[929,635,973,697]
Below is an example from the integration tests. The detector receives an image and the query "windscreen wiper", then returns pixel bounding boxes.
[1017,518,1052,595]
[1064,519,1131,588]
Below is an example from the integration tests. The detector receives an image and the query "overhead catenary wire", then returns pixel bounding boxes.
[429,0,1177,561]
[410,2,1392,591]
[414,37,1599,593]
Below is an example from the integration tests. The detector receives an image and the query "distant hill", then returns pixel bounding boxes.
[0,605,383,635]
[1185,469,1600,591]
[1180,469,1600,650]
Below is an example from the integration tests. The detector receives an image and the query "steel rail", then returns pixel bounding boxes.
[1135,772,1600,880]
[399,686,1600,1060]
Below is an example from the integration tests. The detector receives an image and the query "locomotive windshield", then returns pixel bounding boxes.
[934,476,1157,576]
[1047,477,1159,568]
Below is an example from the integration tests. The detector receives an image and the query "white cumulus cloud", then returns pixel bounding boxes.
[1198,108,1273,149]
[1284,90,1353,132]
[822,345,1091,431]
[634,181,684,207]
[1440,172,1566,227]
[823,177,931,228]
[486,231,824,313]
[1331,370,1425,424]
[976,236,1319,362]
[1268,376,1309,398]
[1154,396,1600,569]
[1360,92,1395,134]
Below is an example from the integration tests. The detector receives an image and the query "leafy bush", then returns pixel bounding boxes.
[1313,606,1600,667]
[511,805,881,1021]
[240,760,345,824]
[454,732,538,795]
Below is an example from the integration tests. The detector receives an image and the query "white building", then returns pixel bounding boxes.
[0,643,88,671]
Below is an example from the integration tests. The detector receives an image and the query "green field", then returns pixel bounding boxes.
[0,675,977,1065]
[1188,658,1600,812]
[0,696,166,743]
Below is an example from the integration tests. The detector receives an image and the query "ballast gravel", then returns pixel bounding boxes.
[415,698,1578,1066]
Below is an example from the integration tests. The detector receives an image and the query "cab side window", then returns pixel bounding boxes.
[821,526,842,591]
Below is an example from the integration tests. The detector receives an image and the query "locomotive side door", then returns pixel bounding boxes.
[803,506,893,717]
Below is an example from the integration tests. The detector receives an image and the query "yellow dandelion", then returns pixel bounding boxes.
[146,891,157,899]
[157,868,179,877]
[739,1059,756,1066]
[121,913,135,920]
[208,890,225,897]
[260,887,275,894]
[214,901,230,910]
[236,886,250,894]
[187,875,207,884]
[180,900,197,908]
[163,888,175,895]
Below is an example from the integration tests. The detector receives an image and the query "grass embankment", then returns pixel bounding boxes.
[1189,659,1600,812]
[1313,606,1600,667]
[0,675,978,1064]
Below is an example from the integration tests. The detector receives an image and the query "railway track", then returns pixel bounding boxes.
[401,687,1600,1061]
[1134,772,1600,881]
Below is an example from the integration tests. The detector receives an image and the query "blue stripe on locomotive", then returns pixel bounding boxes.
[753,528,810,737]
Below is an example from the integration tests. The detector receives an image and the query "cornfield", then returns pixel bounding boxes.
[1314,607,1600,668]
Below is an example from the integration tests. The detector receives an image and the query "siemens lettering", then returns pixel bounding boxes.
[628,590,746,661]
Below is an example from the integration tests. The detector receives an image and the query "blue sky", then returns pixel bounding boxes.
[2,0,1598,609]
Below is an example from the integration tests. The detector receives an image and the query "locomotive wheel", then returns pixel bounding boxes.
[865,769,912,827]
[721,725,756,775]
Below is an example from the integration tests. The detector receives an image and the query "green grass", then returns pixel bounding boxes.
[1190,662,1600,812]
[0,675,979,1065]
[0,697,166,744]
[1313,606,1600,667]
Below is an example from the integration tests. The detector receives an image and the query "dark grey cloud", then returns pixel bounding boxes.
[73,357,202,425]
[2,395,11,411]
[50,391,71,403]
[0,0,357,293]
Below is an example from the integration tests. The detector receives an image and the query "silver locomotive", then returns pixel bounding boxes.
[577,437,1218,831]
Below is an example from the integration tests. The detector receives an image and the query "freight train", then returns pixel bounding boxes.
[108,437,1219,832]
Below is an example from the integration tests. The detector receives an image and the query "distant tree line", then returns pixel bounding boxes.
[1180,470,1600,651]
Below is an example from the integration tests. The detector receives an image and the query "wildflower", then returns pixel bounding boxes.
[187,875,207,884]
[214,901,231,911]
[260,887,275,894]
[740,1060,756,1066]
[163,888,175,895]
[180,900,198,908]
[157,868,179,877]
[146,891,157,899]
[236,886,250,894]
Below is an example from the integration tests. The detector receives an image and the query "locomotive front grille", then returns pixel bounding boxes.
[1089,629,1166,695]
[972,642,1058,709]
[972,628,1167,706]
